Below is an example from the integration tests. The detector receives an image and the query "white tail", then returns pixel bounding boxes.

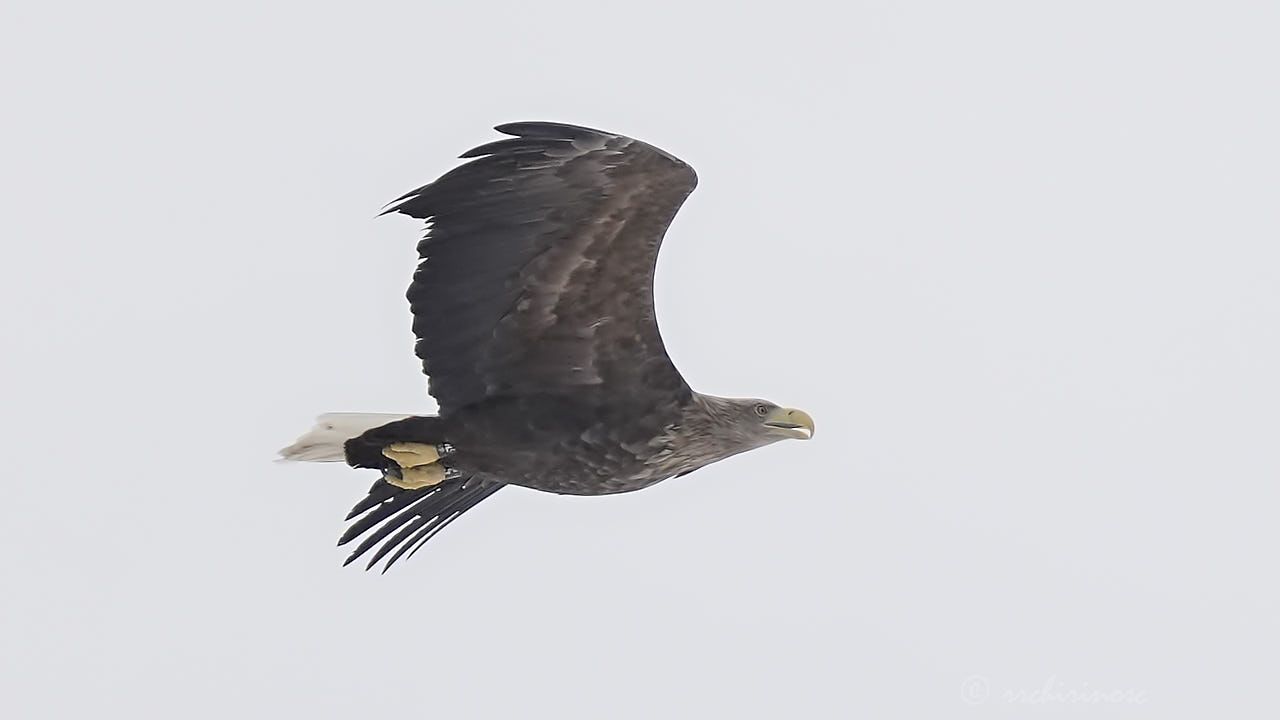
[278,413,414,462]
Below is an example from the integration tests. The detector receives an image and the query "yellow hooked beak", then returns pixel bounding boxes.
[762,407,815,440]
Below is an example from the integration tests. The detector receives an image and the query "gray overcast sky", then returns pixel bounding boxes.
[2,1,1276,717]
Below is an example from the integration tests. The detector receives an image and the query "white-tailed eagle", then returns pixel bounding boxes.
[281,122,814,571]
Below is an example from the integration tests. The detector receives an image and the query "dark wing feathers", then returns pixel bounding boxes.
[383,121,699,414]
[492,121,607,140]
[339,476,502,572]
[334,122,695,570]
[457,137,576,159]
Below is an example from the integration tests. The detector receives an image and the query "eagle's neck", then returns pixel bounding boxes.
[640,393,763,479]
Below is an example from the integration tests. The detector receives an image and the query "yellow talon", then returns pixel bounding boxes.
[388,463,447,489]
[382,442,441,469]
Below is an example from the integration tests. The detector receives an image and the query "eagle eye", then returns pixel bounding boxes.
[754,403,770,417]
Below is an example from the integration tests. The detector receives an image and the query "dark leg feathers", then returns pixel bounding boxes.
[343,416,443,469]
[338,415,502,570]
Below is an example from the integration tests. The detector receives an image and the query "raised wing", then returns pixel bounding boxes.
[382,122,698,415]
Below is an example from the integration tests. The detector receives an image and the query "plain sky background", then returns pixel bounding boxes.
[2,1,1276,717]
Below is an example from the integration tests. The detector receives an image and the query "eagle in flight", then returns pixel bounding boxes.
[281,122,815,571]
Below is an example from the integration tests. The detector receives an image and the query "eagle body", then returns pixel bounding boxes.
[281,122,813,570]
[442,392,690,495]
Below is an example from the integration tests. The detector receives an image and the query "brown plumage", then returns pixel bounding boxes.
[283,122,814,571]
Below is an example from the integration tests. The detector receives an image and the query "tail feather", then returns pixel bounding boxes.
[279,413,414,462]
[283,412,500,570]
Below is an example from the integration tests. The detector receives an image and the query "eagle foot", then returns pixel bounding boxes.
[386,463,448,490]
[381,443,461,489]
[382,442,442,468]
